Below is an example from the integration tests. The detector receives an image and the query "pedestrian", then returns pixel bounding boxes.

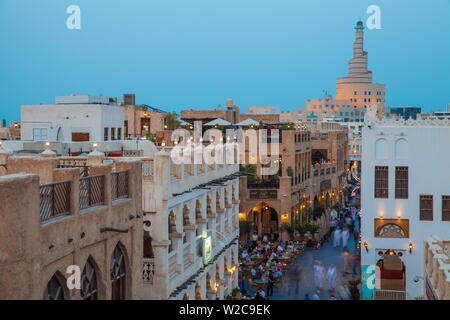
[328,294,337,300]
[342,249,350,275]
[304,293,310,300]
[341,227,349,248]
[252,232,258,243]
[336,285,350,300]
[314,261,324,289]
[326,264,337,292]
[312,290,321,300]
[266,270,275,297]
[333,228,341,248]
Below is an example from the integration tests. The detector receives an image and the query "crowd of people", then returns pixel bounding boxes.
[237,187,361,300]
[238,234,303,300]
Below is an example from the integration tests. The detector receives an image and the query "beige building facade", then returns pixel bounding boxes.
[0,149,143,300]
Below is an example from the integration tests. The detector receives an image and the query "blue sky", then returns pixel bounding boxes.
[0,0,449,121]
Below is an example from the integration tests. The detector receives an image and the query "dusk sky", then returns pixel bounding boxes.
[1,0,449,121]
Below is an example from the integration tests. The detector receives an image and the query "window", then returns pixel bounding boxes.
[111,128,116,140]
[81,259,98,300]
[110,245,126,300]
[354,91,357,95]
[420,195,433,221]
[117,128,122,140]
[33,128,48,141]
[104,127,109,141]
[442,196,450,221]
[395,167,408,199]
[354,99,357,102]
[43,273,66,300]
[124,120,128,137]
[374,166,388,198]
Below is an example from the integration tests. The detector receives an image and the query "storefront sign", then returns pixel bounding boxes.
[249,189,277,199]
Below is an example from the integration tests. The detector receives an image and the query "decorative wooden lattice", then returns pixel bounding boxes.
[142,259,154,283]
[112,170,129,200]
[40,181,71,222]
[79,175,105,209]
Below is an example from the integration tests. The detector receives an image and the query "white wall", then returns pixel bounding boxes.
[361,122,450,299]
[20,104,124,142]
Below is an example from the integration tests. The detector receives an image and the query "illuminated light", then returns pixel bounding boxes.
[164,125,168,129]
[363,241,368,253]
[190,126,193,130]
[174,141,178,145]
[408,242,413,254]
[161,141,166,147]
[281,214,289,221]
[45,141,50,147]
[140,137,146,140]
[238,213,246,221]
[92,143,98,148]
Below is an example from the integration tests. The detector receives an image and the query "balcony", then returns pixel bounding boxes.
[247,179,279,189]
[374,289,406,300]
[39,181,71,222]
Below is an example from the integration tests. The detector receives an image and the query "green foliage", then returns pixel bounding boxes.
[280,123,296,130]
[145,133,156,141]
[165,113,180,130]
[239,220,252,237]
[240,164,257,183]
[286,166,293,177]
[308,206,325,220]
[282,221,306,240]
[304,223,319,234]
[281,223,295,239]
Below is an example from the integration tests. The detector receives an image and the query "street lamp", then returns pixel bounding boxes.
[363,241,369,253]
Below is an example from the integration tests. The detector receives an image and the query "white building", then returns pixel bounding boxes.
[360,117,450,300]
[141,146,240,300]
[20,94,124,142]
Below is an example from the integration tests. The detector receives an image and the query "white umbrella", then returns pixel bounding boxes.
[178,119,191,126]
[235,118,260,126]
[204,118,231,126]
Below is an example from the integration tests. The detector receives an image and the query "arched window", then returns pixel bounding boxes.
[43,273,66,300]
[81,258,98,300]
[110,244,126,300]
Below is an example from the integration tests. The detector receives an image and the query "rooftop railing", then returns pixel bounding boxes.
[112,170,129,200]
[40,181,71,222]
[79,175,105,209]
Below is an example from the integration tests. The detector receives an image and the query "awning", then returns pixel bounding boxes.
[204,118,232,126]
[235,118,260,126]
